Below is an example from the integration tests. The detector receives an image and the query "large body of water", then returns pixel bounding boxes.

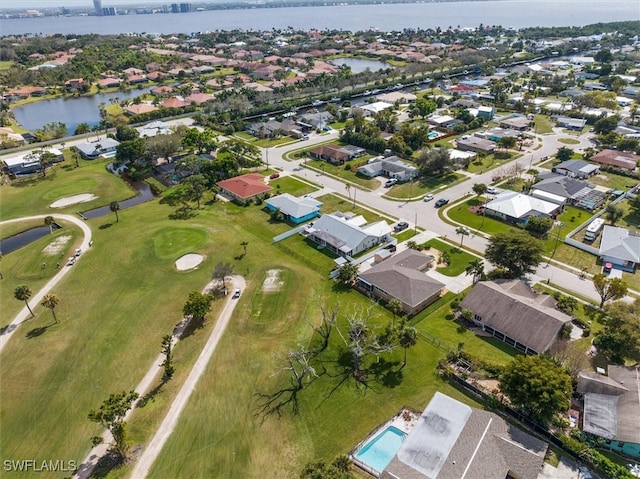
[1,1,637,36]
[329,58,392,74]
[12,87,152,136]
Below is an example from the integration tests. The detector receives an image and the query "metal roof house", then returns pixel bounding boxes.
[459,280,572,355]
[484,191,561,225]
[381,392,548,479]
[265,193,322,224]
[76,138,120,160]
[303,212,392,258]
[598,226,640,272]
[357,249,444,316]
[577,366,640,459]
[551,159,600,179]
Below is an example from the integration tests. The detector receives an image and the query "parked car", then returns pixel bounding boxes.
[393,221,409,232]
[232,289,241,299]
[423,194,434,202]
[66,257,76,266]
[434,198,449,207]
[269,172,280,179]
[486,186,498,194]
[300,135,309,141]
[385,178,398,188]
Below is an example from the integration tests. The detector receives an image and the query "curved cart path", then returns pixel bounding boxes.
[0,214,92,353]
[74,275,245,479]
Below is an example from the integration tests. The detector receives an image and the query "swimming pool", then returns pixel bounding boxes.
[428,131,440,140]
[355,425,406,473]
[102,150,117,158]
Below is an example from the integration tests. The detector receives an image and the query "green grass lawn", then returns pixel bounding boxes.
[316,193,393,224]
[0,159,137,220]
[304,159,379,189]
[447,197,517,236]
[0,164,521,479]
[388,173,466,199]
[533,114,554,134]
[268,176,318,197]
[423,238,477,276]
[0,220,83,320]
[590,171,639,192]
[466,153,510,174]
[557,137,580,145]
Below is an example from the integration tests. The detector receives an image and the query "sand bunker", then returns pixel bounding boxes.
[262,269,284,292]
[50,193,97,208]
[42,235,72,256]
[175,253,204,271]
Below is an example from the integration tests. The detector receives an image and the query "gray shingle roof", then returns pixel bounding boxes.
[358,249,444,309]
[459,280,572,353]
[599,226,640,264]
[533,174,591,198]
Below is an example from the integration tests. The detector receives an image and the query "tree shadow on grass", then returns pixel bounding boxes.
[87,451,126,478]
[168,205,197,220]
[137,378,169,408]
[98,223,113,230]
[254,387,302,423]
[178,316,206,340]
[26,325,50,339]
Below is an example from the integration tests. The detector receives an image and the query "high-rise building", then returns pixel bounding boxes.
[102,7,117,15]
[171,3,192,13]
[93,0,103,15]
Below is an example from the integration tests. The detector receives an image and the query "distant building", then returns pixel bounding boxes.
[171,3,192,13]
[93,0,103,16]
[102,7,117,15]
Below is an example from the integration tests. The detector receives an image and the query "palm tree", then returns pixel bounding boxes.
[465,259,484,284]
[455,226,470,248]
[44,215,55,233]
[41,294,59,323]
[109,201,120,222]
[14,285,34,317]
[388,298,403,328]
[398,323,418,367]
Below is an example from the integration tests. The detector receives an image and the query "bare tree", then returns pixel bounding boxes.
[308,302,338,353]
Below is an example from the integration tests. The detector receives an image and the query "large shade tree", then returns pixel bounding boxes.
[499,355,572,425]
[485,230,543,278]
[594,299,640,363]
[592,273,627,308]
[88,390,139,459]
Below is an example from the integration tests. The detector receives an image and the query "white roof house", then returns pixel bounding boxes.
[599,226,640,272]
[359,101,394,115]
[76,138,120,159]
[485,191,560,222]
[265,193,321,223]
[304,212,392,258]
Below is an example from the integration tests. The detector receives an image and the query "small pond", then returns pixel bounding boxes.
[329,57,394,74]
[0,223,61,255]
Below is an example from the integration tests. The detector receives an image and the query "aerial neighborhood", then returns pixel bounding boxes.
[1,15,640,479]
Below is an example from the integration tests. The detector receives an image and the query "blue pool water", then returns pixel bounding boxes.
[428,131,440,140]
[356,426,406,473]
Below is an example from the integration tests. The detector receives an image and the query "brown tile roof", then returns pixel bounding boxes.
[217,173,271,199]
[590,149,639,170]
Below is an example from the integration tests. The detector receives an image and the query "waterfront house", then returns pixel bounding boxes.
[76,138,120,160]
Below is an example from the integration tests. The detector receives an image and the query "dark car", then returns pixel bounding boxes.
[269,172,280,179]
[393,221,409,232]
[434,198,449,207]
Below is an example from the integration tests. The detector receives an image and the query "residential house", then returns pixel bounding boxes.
[298,111,334,131]
[162,97,189,109]
[357,156,418,182]
[476,105,495,120]
[357,249,444,315]
[97,77,120,88]
[76,138,120,159]
[556,116,587,130]
[381,392,547,479]
[552,159,600,178]
[590,149,639,172]
[531,173,606,210]
[248,118,300,139]
[3,86,48,100]
[64,78,85,91]
[356,101,394,116]
[500,115,531,130]
[151,85,174,96]
[3,147,64,178]
[376,91,417,104]
[265,193,322,224]
[124,103,158,116]
[599,226,640,272]
[304,212,392,258]
[308,144,364,165]
[474,127,520,143]
[185,92,216,105]
[484,190,561,224]
[459,279,572,355]
[216,173,272,205]
[577,366,640,459]
[127,74,147,84]
[456,136,497,154]
[428,114,460,130]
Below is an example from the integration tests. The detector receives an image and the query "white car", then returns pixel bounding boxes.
[423,194,434,202]
[487,186,498,194]
[232,289,241,299]
[66,257,76,266]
